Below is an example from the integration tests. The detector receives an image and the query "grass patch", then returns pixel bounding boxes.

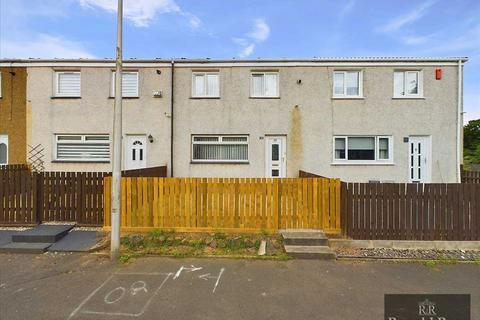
[423,260,438,268]
[118,230,287,262]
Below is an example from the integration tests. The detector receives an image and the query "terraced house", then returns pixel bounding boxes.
[0,57,467,183]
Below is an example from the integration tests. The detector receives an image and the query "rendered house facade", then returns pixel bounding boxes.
[0,57,466,183]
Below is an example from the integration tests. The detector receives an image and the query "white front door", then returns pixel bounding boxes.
[0,135,8,164]
[265,136,286,178]
[125,135,147,170]
[408,136,430,183]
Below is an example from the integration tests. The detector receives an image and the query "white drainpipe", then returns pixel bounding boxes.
[457,59,463,183]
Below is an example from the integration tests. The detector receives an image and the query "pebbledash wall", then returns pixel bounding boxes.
[25,64,171,172]
[0,57,466,182]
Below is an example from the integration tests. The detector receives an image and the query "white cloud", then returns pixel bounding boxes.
[234,18,270,58]
[248,18,270,42]
[402,35,431,45]
[238,44,255,58]
[339,0,356,19]
[377,0,436,33]
[1,34,96,59]
[78,0,201,28]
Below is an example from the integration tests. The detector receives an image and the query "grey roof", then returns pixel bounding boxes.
[0,56,469,63]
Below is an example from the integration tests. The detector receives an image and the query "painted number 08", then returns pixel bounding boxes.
[104,281,148,304]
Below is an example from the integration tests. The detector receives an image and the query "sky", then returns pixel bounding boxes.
[0,0,478,122]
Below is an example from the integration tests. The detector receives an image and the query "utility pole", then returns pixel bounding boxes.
[111,0,123,259]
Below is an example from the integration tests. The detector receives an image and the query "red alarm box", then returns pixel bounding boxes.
[435,68,442,80]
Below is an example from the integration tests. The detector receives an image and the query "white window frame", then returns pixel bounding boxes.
[54,71,81,97]
[191,72,220,98]
[332,135,393,164]
[393,70,423,98]
[54,134,110,162]
[332,70,363,98]
[0,135,8,165]
[110,71,139,97]
[191,135,249,163]
[250,72,279,98]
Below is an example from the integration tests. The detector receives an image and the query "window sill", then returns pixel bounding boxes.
[51,96,81,99]
[190,96,221,99]
[332,96,365,100]
[249,96,280,99]
[52,160,110,163]
[108,96,139,99]
[392,96,425,100]
[331,162,395,166]
[190,161,250,165]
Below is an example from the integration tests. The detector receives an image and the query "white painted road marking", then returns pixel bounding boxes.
[67,266,225,319]
[198,267,225,293]
[173,265,203,280]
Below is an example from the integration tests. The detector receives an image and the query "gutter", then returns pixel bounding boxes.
[457,59,464,183]
[170,60,175,177]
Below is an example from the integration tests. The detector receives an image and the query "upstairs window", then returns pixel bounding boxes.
[55,71,81,97]
[54,134,110,162]
[251,72,279,97]
[111,71,139,97]
[394,71,422,98]
[192,72,219,97]
[192,135,249,163]
[333,71,362,98]
[333,136,393,163]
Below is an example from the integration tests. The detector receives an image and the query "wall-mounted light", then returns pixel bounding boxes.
[148,134,154,143]
[296,79,302,85]
[156,69,162,75]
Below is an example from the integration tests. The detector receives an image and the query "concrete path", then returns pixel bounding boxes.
[0,253,478,320]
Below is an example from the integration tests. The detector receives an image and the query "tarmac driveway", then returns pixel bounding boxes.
[0,253,478,320]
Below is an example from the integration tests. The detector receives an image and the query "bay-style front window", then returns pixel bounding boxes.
[192,135,248,163]
[333,136,393,163]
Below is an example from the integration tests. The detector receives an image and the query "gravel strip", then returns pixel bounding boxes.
[0,227,32,231]
[72,226,103,232]
[336,247,480,261]
[41,221,76,225]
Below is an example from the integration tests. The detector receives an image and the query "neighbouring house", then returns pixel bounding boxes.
[0,57,467,183]
[0,66,28,165]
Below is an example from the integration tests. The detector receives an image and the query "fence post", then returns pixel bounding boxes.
[34,172,44,224]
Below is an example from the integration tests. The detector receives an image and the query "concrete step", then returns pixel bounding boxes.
[0,242,52,254]
[12,224,74,243]
[284,245,337,260]
[281,230,329,246]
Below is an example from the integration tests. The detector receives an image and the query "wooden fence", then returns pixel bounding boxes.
[0,170,107,226]
[104,177,341,233]
[0,164,30,172]
[0,169,37,225]
[341,182,480,240]
[461,168,480,184]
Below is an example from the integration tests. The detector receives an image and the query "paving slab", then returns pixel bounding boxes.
[0,242,51,254]
[12,224,74,243]
[0,230,16,247]
[48,231,100,252]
